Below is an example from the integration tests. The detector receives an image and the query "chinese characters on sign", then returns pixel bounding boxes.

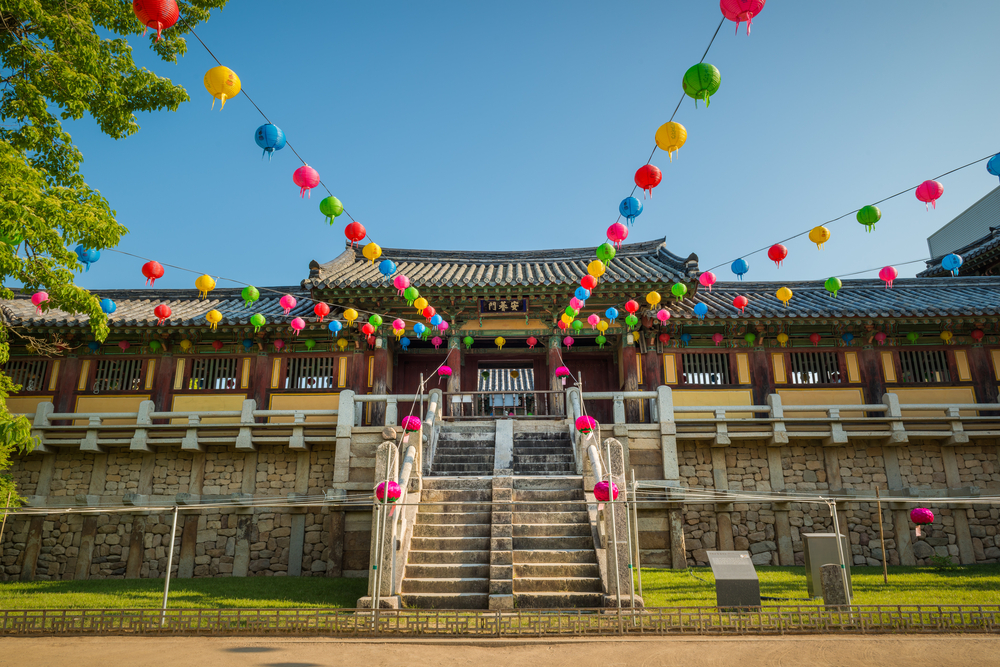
[479,298,528,314]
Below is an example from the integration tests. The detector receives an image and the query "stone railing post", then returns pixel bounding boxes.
[80,415,103,453]
[385,397,398,426]
[29,402,53,454]
[881,392,909,443]
[181,414,202,451]
[600,437,634,606]
[612,393,626,425]
[361,440,400,608]
[289,411,307,450]
[235,399,257,450]
[766,393,789,445]
[334,390,356,485]
[129,400,154,452]
[656,386,678,483]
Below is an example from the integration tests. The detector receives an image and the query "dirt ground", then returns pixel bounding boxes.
[0,635,997,667]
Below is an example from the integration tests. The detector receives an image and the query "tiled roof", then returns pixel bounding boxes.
[301,238,699,290]
[918,227,1000,277]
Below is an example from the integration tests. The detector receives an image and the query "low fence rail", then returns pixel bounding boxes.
[1,605,998,636]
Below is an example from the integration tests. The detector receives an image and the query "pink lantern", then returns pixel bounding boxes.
[911,507,934,537]
[439,366,453,377]
[874,332,887,345]
[915,180,944,210]
[314,302,330,321]
[720,0,765,35]
[376,480,401,503]
[569,297,584,311]
[656,310,670,323]
[712,333,724,346]
[879,266,898,289]
[290,317,305,336]
[698,271,717,291]
[555,366,570,377]
[292,165,320,198]
[401,415,421,443]
[30,291,49,315]
[607,222,629,249]
[563,336,574,347]
[274,339,285,350]
[118,340,131,352]
[588,313,600,329]
[393,275,410,296]
[438,320,449,332]
[527,336,537,348]
[593,481,619,502]
[392,318,405,330]
[575,415,597,435]
[280,294,297,314]
[431,336,442,349]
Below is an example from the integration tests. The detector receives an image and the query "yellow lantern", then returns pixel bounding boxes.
[179,339,193,352]
[597,320,609,333]
[203,66,241,110]
[808,226,831,249]
[413,297,429,312]
[940,331,954,344]
[654,121,687,161]
[336,337,348,350]
[776,286,793,307]
[560,314,573,325]
[776,333,789,347]
[362,242,382,264]
[588,260,606,280]
[495,336,506,350]
[343,308,358,325]
[646,291,661,308]
[195,274,216,299]
[205,309,222,330]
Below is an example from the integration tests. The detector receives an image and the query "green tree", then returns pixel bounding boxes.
[0,0,227,509]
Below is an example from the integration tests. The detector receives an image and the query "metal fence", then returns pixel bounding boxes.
[1,605,998,636]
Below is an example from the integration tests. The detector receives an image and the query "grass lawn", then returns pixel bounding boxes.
[0,577,368,610]
[637,564,1000,607]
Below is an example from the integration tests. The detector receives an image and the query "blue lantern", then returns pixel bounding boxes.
[400,336,411,350]
[942,253,963,276]
[254,124,286,160]
[841,333,855,345]
[430,314,443,328]
[693,302,708,320]
[328,320,343,336]
[574,287,591,301]
[75,245,100,272]
[378,259,396,281]
[988,153,1000,181]
[242,339,254,350]
[619,197,643,225]
[413,322,426,338]
[100,298,116,315]
[87,341,100,352]
[605,307,619,322]
[731,258,749,280]
[680,333,692,346]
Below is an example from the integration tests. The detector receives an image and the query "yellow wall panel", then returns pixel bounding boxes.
[270,358,281,389]
[268,393,339,423]
[47,360,60,392]
[144,359,155,390]
[337,357,347,388]
[77,360,91,391]
[735,353,751,384]
[954,349,972,382]
[893,386,977,417]
[73,395,150,425]
[7,395,54,416]
[881,351,896,383]
[992,350,1000,381]
[241,358,251,389]
[772,353,786,384]
[845,351,860,383]
[777,387,865,419]
[662,354,677,384]
[673,389,754,420]
[170,394,246,424]
[173,359,186,390]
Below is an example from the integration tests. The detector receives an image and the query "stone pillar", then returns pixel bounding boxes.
[892,507,916,566]
[189,454,206,496]
[711,447,729,491]
[717,511,734,551]
[125,515,146,579]
[601,438,634,603]
[656,386,678,482]
[823,447,843,491]
[489,470,513,609]
[326,511,345,577]
[19,516,44,581]
[668,508,687,569]
[35,455,55,498]
[138,452,155,496]
[446,338,461,415]
[494,420,514,471]
[953,507,975,565]
[370,337,390,426]
[176,514,199,578]
[88,454,108,496]
[232,512,252,577]
[547,337,565,415]
[333,390,355,485]
[288,514,306,577]
[622,338,641,423]
[774,503,794,565]
[362,441,399,606]
[73,516,97,580]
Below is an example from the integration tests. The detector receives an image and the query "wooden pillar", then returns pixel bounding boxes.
[54,357,81,415]
[151,355,176,411]
[370,338,390,426]
[622,338,640,423]
[251,354,272,415]
[643,349,662,421]
[748,350,774,405]
[967,345,999,405]
[857,348,887,405]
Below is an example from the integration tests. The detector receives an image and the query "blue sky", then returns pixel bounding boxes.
[67,1,1000,291]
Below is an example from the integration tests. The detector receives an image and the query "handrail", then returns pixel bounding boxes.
[582,391,658,400]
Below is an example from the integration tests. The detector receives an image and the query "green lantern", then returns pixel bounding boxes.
[251,313,266,333]
[565,306,578,318]
[319,196,344,224]
[148,340,162,353]
[304,339,316,350]
[682,63,721,107]
[463,335,474,349]
[596,242,616,264]
[241,285,259,308]
[368,314,383,329]
[571,320,583,332]
[403,286,419,305]
[596,335,607,349]
[825,277,842,298]
[625,314,638,329]
[857,205,881,232]
[906,332,919,343]
[671,282,688,299]
[744,333,756,345]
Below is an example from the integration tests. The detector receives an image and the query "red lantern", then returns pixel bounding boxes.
[720,0,765,35]
[422,306,436,322]
[634,164,662,198]
[142,260,164,286]
[733,295,748,313]
[361,323,375,335]
[132,0,179,41]
[874,332,887,345]
[712,333,724,346]
[581,275,597,290]
[658,333,671,344]
[313,302,330,321]
[153,303,171,325]
[971,329,985,342]
[768,244,788,267]
[624,300,639,314]
[915,180,944,210]
[211,340,224,351]
[345,221,366,248]
[557,320,568,330]
[527,336,538,348]
[809,332,821,347]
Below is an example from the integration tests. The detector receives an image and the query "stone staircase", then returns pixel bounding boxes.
[428,424,495,476]
[401,478,491,609]
[513,432,575,475]
[512,477,603,607]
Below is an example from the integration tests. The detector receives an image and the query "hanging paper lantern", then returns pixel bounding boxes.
[75,246,100,271]
[743,333,756,345]
[403,287,420,305]
[293,165,321,198]
[874,332,887,345]
[624,300,639,315]
[413,297,429,313]
[605,307,619,322]
[671,283,687,299]
[646,291,661,308]
[100,298,116,315]
[596,242,617,265]
[343,308,358,326]
[338,337,350,350]
[399,336,410,350]
[274,339,285,351]
[693,303,708,319]
[304,339,316,350]
[768,244,788,267]
[906,332,919,344]
[713,333,724,347]
[422,306,436,322]
[320,196,344,224]
[654,121,687,161]
[390,318,405,339]
[825,277,842,298]
[879,266,898,289]
[988,154,1000,181]
[842,333,855,345]
[254,124,286,160]
[362,242,382,265]
[910,507,934,537]
[776,333,788,347]
[527,336,538,348]
[625,314,638,330]
[597,321,609,334]
[401,415,421,433]
[413,322,426,339]
[942,254,963,276]
[555,366,570,378]
[733,295,748,313]
[430,314,443,329]
[376,480,402,504]
[328,320,343,337]
[431,336,443,349]
[463,336,474,349]
[210,340,224,352]
[440,320,453,334]
[236,285,257,309]
[588,314,600,329]
[279,294,297,315]
[369,314,383,329]
[203,65,241,110]
[290,317,306,336]
[721,0,765,34]
[378,259,397,281]
[345,221,366,248]
[141,260,164,286]
[205,310,222,330]
[153,303,171,325]
[656,309,670,323]
[313,302,330,322]
[581,274,598,290]
[698,271,717,291]
[776,286,793,307]
[571,320,583,332]
[568,301,582,314]
[588,260,606,280]
[971,329,985,342]
[439,366,453,377]
[940,331,954,344]
[563,310,576,322]
[682,63,721,107]
[361,322,375,336]
[857,205,881,232]
[593,481,619,502]
[680,333,692,346]
[916,180,944,210]
[619,197,643,225]
[251,313,266,333]
[148,340,162,353]
[495,336,506,350]
[634,164,662,197]
[607,223,629,249]
[809,333,821,347]
[596,335,607,348]
[809,226,830,249]
[575,287,591,302]
[29,291,48,315]
[195,275,215,299]
[564,335,575,347]
[658,333,671,345]
[132,0,179,41]
[731,258,749,280]
[575,415,597,435]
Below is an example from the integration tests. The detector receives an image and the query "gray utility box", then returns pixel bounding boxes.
[706,551,761,608]
[802,532,853,598]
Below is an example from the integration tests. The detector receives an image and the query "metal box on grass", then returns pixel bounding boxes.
[706,551,761,608]
[802,532,852,598]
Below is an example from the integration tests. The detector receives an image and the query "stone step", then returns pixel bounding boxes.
[435,455,495,464]
[512,448,573,455]
[400,593,490,609]
[421,477,492,490]
[513,576,603,593]
[421,489,492,503]
[413,523,491,538]
[419,502,492,513]
[406,563,491,579]
[514,562,600,578]
[416,511,491,525]
[513,455,575,464]
[409,549,491,565]
[514,549,597,564]
[513,488,584,501]
[513,502,588,514]
[435,444,496,451]
[432,463,495,472]
[427,470,493,477]
[514,523,591,537]
[515,463,576,474]
[513,535,594,550]
[513,511,589,524]
[402,577,489,594]
[513,433,571,440]
[515,592,604,608]
[513,477,582,490]
[411,536,491,551]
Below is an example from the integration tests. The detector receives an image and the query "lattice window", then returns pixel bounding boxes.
[188,357,240,390]
[899,350,951,383]
[681,353,730,385]
[285,356,335,390]
[93,358,144,392]
[789,352,841,385]
[4,359,49,392]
